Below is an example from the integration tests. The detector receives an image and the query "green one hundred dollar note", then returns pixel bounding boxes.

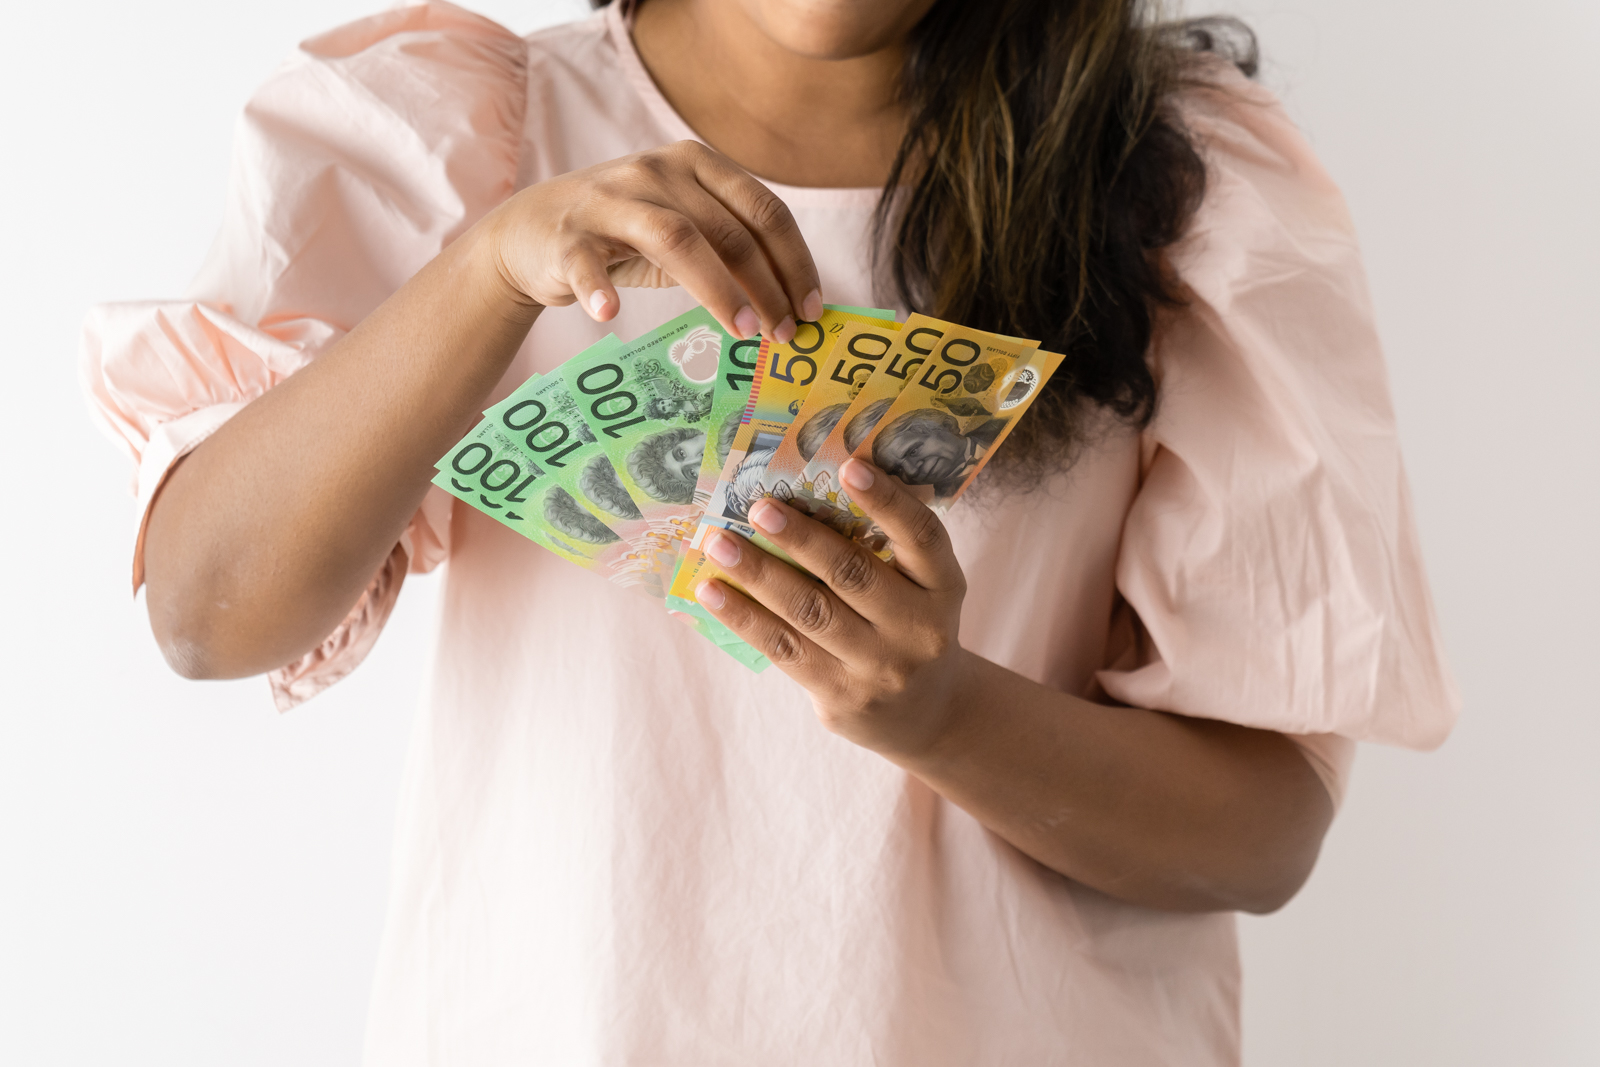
[433,365,650,588]
[556,309,773,670]
[692,332,763,508]
[433,340,767,668]
[561,307,729,567]
[479,359,665,595]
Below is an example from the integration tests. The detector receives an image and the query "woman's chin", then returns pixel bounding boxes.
[742,0,937,61]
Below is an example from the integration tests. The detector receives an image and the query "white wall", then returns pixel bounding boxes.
[0,2,1593,1064]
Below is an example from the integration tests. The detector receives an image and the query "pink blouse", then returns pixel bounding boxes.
[81,4,1458,1064]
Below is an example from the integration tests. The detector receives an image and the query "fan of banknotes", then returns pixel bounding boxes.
[432,304,1065,669]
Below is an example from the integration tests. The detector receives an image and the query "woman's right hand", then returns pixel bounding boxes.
[141,139,824,681]
[485,139,823,345]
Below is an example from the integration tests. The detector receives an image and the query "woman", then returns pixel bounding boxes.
[81,0,1458,1062]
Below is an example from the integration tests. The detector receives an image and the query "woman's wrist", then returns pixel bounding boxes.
[868,645,991,769]
[473,202,546,329]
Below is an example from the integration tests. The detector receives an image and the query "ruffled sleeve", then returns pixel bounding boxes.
[1095,68,1459,751]
[80,1,527,709]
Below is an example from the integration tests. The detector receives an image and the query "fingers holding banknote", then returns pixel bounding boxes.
[489,140,821,343]
[694,459,970,756]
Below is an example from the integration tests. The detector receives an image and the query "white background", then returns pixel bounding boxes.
[1,0,1595,1063]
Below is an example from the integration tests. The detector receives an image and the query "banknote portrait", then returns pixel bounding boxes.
[844,398,894,454]
[722,446,776,523]
[796,403,848,461]
[542,486,621,545]
[872,410,1010,497]
[627,427,706,504]
[714,407,741,470]
[578,454,643,521]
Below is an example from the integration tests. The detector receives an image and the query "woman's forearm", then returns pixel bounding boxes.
[142,223,540,680]
[900,649,1335,913]
[141,143,822,682]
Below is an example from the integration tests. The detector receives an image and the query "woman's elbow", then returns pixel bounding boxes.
[156,628,223,681]
[1234,851,1322,915]
[1170,770,1334,914]
[1156,842,1323,915]
[147,582,248,681]
[145,555,298,681]
[1230,798,1333,915]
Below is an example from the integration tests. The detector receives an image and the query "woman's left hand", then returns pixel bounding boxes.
[693,461,1337,915]
[693,458,972,758]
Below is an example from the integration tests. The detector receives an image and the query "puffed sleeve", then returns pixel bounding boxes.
[1095,69,1460,751]
[80,1,528,710]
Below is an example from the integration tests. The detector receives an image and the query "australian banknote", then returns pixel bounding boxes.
[558,307,733,584]
[444,341,768,667]
[690,333,763,507]
[485,366,665,591]
[434,303,1060,671]
[666,306,894,611]
[794,317,1034,533]
[794,313,986,522]
[834,341,1066,551]
[760,317,903,500]
[433,361,656,592]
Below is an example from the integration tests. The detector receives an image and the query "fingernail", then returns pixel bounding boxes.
[841,459,875,491]
[589,290,608,317]
[706,531,741,567]
[734,306,760,339]
[802,289,823,322]
[750,499,787,533]
[773,316,797,345]
[696,581,726,609]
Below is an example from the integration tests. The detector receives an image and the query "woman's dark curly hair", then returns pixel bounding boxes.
[596,0,1257,469]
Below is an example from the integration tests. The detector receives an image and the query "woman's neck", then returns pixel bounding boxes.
[630,0,909,188]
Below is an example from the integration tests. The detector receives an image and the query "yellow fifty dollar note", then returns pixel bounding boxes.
[762,317,903,512]
[840,338,1066,551]
[797,314,961,515]
[801,315,1036,529]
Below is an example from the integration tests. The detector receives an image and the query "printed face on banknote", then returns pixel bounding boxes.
[627,427,706,503]
[872,409,973,486]
[542,485,621,545]
[723,446,776,522]
[578,453,643,521]
[794,403,847,461]
[668,436,705,484]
